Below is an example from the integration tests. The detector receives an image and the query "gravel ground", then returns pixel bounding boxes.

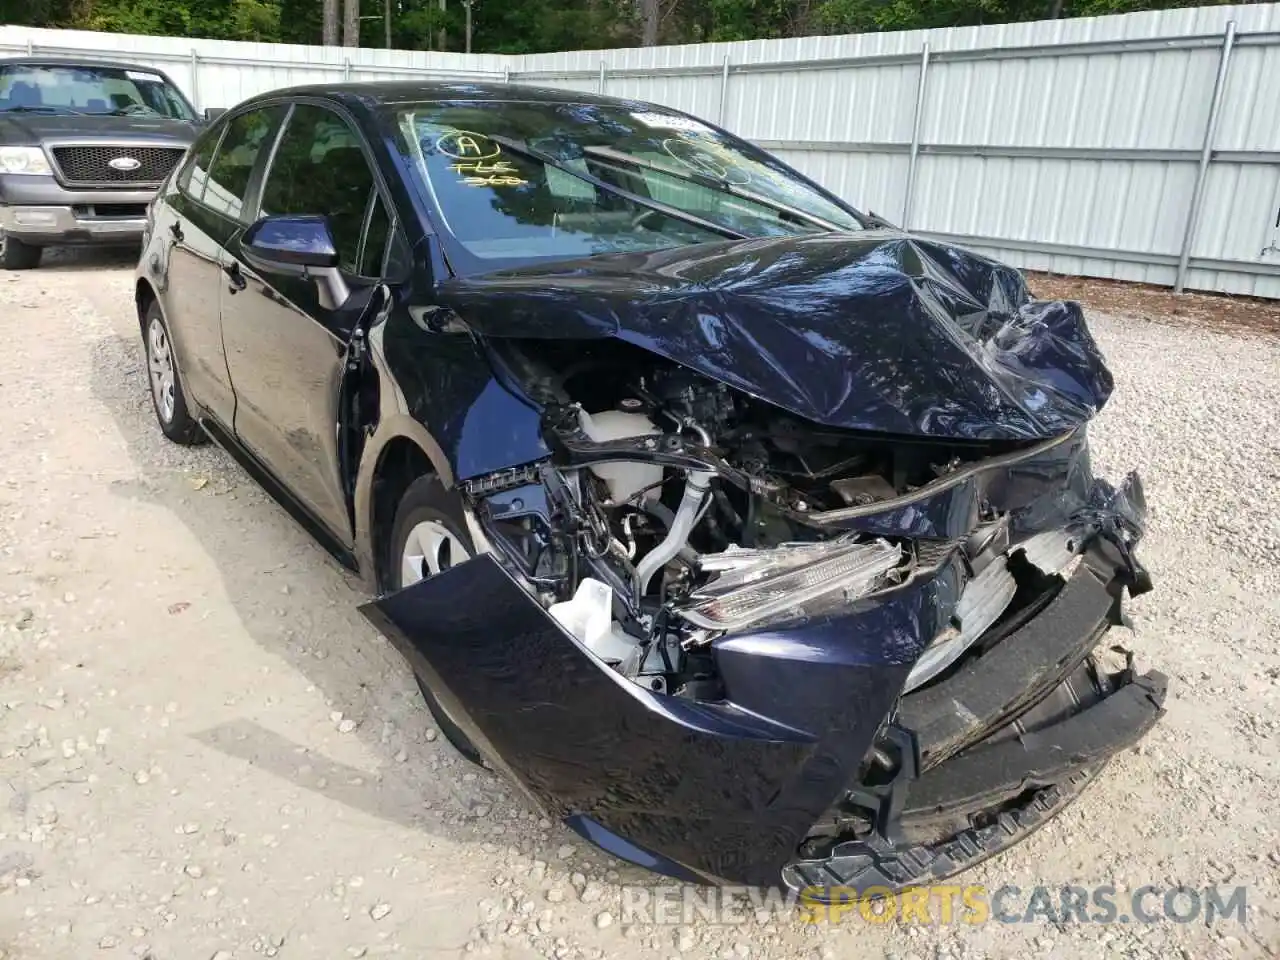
[0,252,1277,960]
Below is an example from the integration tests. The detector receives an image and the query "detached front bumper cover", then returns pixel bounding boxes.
[359,466,1162,890]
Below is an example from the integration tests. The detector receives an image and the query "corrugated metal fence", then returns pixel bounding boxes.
[4,5,1280,297]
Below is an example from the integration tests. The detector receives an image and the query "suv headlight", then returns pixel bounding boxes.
[0,146,53,176]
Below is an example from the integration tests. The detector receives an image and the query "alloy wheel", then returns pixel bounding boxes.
[147,316,177,424]
[399,519,470,588]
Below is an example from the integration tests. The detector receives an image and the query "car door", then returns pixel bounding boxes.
[153,124,236,425]
[219,101,402,549]
[163,105,287,428]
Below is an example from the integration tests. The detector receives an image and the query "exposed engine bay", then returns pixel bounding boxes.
[465,339,1118,701]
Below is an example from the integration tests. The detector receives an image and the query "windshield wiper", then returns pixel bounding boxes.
[861,209,899,230]
[104,105,162,117]
[474,133,747,242]
[0,105,87,115]
[581,145,853,233]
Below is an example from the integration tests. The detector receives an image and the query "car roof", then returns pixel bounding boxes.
[0,55,177,74]
[239,80,662,114]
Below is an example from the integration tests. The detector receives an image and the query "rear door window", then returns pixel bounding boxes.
[200,106,286,221]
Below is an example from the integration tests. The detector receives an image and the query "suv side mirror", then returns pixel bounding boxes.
[243,215,350,310]
[203,107,227,122]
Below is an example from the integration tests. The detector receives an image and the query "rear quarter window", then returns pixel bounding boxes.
[177,127,223,199]
[199,106,286,222]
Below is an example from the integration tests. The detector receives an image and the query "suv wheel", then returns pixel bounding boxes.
[389,475,484,765]
[144,302,204,445]
[0,232,41,270]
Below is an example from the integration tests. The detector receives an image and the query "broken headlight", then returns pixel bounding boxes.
[674,538,902,631]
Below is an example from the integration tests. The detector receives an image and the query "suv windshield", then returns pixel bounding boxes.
[396,100,863,266]
[0,63,194,120]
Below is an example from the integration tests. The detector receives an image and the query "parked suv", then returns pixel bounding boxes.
[0,56,204,269]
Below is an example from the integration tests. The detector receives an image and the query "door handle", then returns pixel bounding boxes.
[223,261,247,294]
[168,221,183,242]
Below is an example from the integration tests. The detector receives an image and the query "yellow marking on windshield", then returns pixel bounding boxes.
[435,130,501,160]
[451,158,528,188]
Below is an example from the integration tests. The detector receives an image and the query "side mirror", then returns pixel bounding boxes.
[203,107,226,122]
[243,215,350,310]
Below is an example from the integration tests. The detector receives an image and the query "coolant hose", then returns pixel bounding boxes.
[635,469,713,596]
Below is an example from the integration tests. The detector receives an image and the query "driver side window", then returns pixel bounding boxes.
[260,104,388,277]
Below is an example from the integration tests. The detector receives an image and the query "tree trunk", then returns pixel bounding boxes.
[323,0,339,45]
[343,0,360,46]
[640,0,659,46]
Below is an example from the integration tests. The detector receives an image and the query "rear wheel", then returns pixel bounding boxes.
[0,232,41,271]
[389,476,484,765]
[143,301,205,445]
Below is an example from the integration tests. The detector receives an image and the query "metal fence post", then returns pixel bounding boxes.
[1175,20,1237,293]
[718,53,731,126]
[598,59,607,94]
[189,49,201,112]
[902,42,931,229]
[344,58,353,82]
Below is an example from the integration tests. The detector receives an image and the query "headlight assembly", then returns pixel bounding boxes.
[0,146,53,176]
[676,538,902,632]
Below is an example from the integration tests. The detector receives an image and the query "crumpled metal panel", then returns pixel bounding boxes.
[440,232,1114,441]
[1018,528,1078,575]
[903,555,1018,694]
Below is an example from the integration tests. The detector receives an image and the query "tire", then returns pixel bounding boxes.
[388,475,484,765]
[142,301,205,445]
[0,232,42,270]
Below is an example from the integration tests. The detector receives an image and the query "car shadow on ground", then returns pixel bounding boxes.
[40,245,140,272]
[83,324,609,869]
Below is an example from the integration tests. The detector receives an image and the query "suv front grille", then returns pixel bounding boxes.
[50,145,186,187]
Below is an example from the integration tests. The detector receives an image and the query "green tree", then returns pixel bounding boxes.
[0,0,1250,54]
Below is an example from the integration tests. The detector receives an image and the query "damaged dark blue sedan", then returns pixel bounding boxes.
[135,80,1166,897]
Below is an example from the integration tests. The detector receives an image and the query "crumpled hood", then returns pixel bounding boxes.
[437,232,1114,441]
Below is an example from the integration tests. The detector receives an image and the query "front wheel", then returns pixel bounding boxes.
[0,232,41,270]
[389,475,484,765]
[143,302,204,445]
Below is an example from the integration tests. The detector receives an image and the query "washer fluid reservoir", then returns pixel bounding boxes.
[577,408,664,503]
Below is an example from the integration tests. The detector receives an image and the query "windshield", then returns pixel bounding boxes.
[395,100,863,267]
[0,64,195,120]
